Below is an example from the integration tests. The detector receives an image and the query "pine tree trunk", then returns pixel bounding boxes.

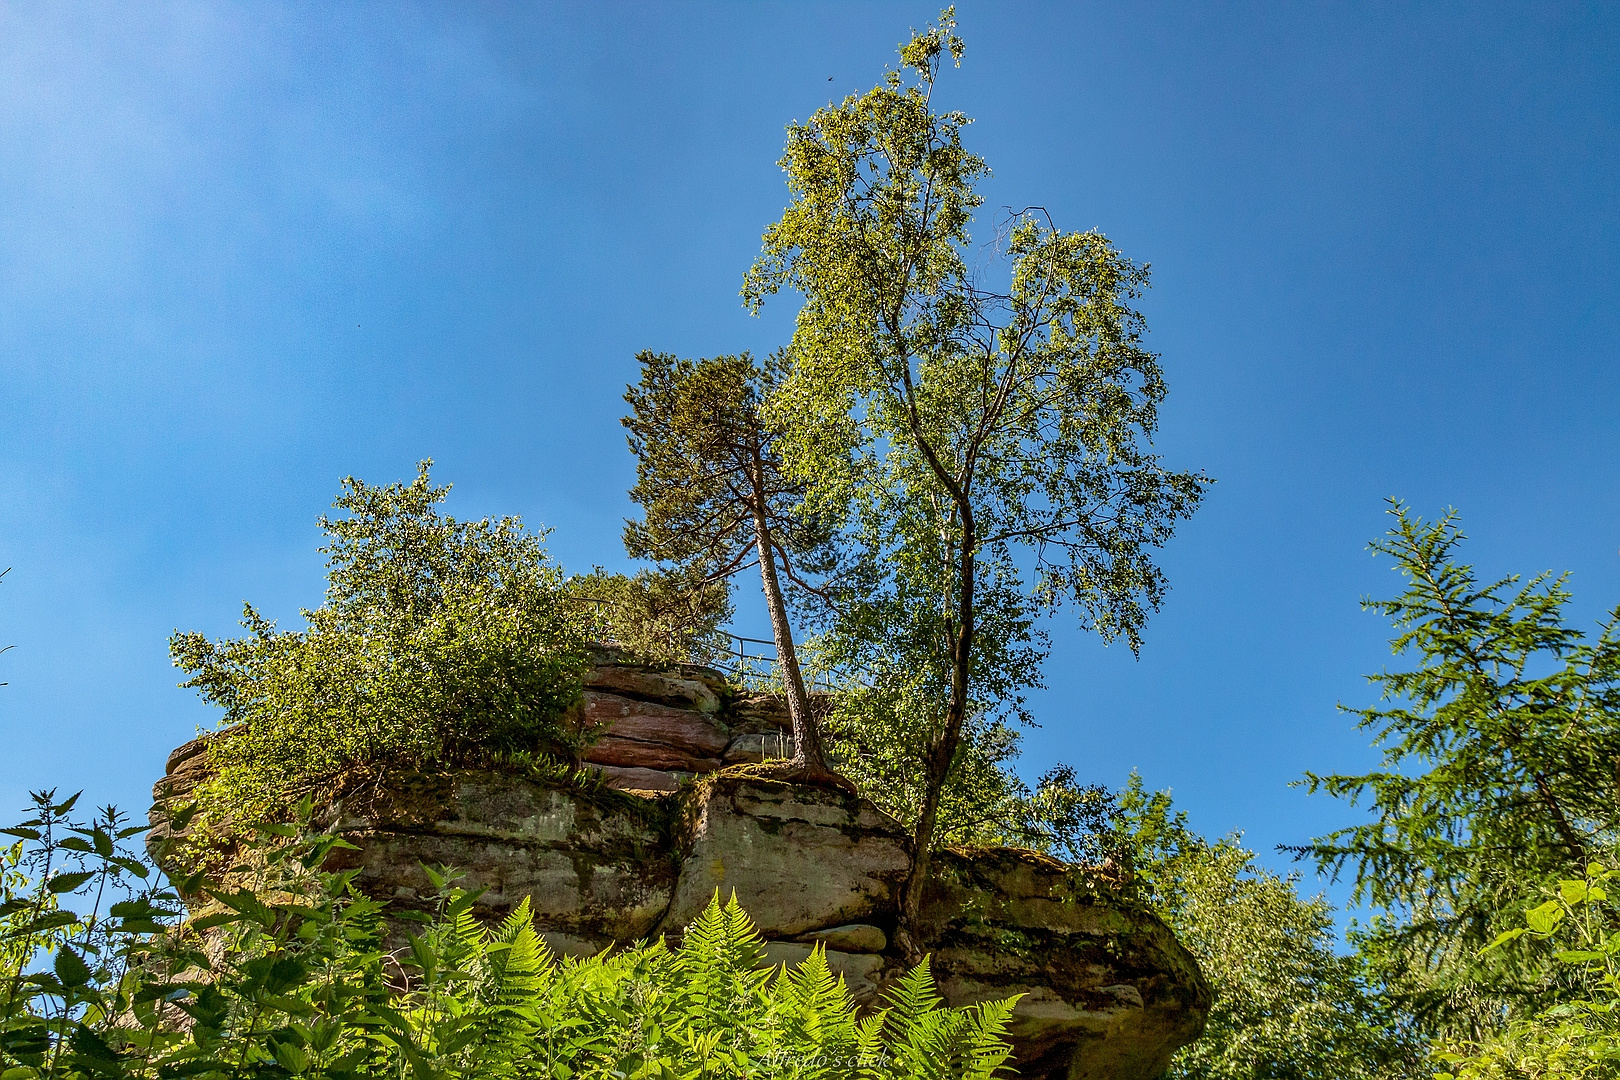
[748,454,830,772]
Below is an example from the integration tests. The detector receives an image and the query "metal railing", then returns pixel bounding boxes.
[564,595,838,692]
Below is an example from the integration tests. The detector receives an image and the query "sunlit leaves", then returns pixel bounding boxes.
[1119,777,1425,1080]
[169,462,592,857]
[1443,860,1620,1078]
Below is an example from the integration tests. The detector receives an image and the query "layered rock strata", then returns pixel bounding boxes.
[152,651,1208,1080]
[573,650,796,791]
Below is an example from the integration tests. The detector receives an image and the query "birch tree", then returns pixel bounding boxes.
[743,11,1208,957]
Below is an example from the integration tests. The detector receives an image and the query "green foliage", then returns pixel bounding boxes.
[0,791,189,1080]
[807,543,1046,762]
[559,567,732,669]
[0,792,1021,1079]
[170,464,591,847]
[621,353,833,598]
[823,685,1118,860]
[1118,777,1426,1080]
[1437,861,1620,1078]
[1299,502,1620,1033]
[741,9,1207,942]
[744,7,1206,654]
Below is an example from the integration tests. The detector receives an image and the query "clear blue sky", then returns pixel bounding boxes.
[2,3,1616,904]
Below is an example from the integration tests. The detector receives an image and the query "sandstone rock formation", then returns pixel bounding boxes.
[153,649,1208,1079]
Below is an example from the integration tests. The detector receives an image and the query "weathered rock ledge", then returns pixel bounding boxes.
[152,650,1208,1080]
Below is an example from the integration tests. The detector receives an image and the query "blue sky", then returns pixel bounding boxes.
[1,2,1616,905]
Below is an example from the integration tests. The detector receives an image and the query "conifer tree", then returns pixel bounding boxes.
[1300,502,1620,1034]
[622,350,845,785]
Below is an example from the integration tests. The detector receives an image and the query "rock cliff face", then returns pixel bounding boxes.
[153,650,1208,1080]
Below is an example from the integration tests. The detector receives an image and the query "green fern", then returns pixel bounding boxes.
[770,943,858,1063]
[1,802,1022,1079]
[863,958,1024,1080]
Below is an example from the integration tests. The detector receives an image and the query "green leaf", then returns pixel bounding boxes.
[166,804,197,833]
[117,920,167,935]
[23,972,64,994]
[55,946,94,988]
[260,957,309,994]
[69,1024,120,1066]
[1481,927,1528,954]
[254,823,300,838]
[1526,901,1565,934]
[47,871,96,893]
[11,911,79,935]
[309,1018,341,1054]
[110,898,180,920]
[271,1039,311,1074]
[0,1023,51,1061]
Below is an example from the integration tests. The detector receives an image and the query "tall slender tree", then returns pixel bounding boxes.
[622,350,845,786]
[743,12,1208,956]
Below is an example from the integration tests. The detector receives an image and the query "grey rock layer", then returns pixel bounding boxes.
[659,777,910,939]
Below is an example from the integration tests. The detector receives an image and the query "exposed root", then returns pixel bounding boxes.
[734,758,859,795]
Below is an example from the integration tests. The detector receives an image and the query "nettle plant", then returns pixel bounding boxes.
[0,790,1021,1080]
[1436,861,1620,1079]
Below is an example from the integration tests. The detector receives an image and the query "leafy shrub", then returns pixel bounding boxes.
[1437,860,1620,1079]
[169,464,591,847]
[559,567,733,669]
[0,791,1020,1079]
[1118,776,1427,1080]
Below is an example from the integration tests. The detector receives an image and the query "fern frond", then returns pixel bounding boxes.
[883,955,943,1034]
[957,996,1021,1080]
[854,1010,893,1078]
[769,943,858,1070]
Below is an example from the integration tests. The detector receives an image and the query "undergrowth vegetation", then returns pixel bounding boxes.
[1435,861,1620,1078]
[0,792,1019,1080]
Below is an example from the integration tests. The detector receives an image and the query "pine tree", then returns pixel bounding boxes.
[623,350,845,785]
